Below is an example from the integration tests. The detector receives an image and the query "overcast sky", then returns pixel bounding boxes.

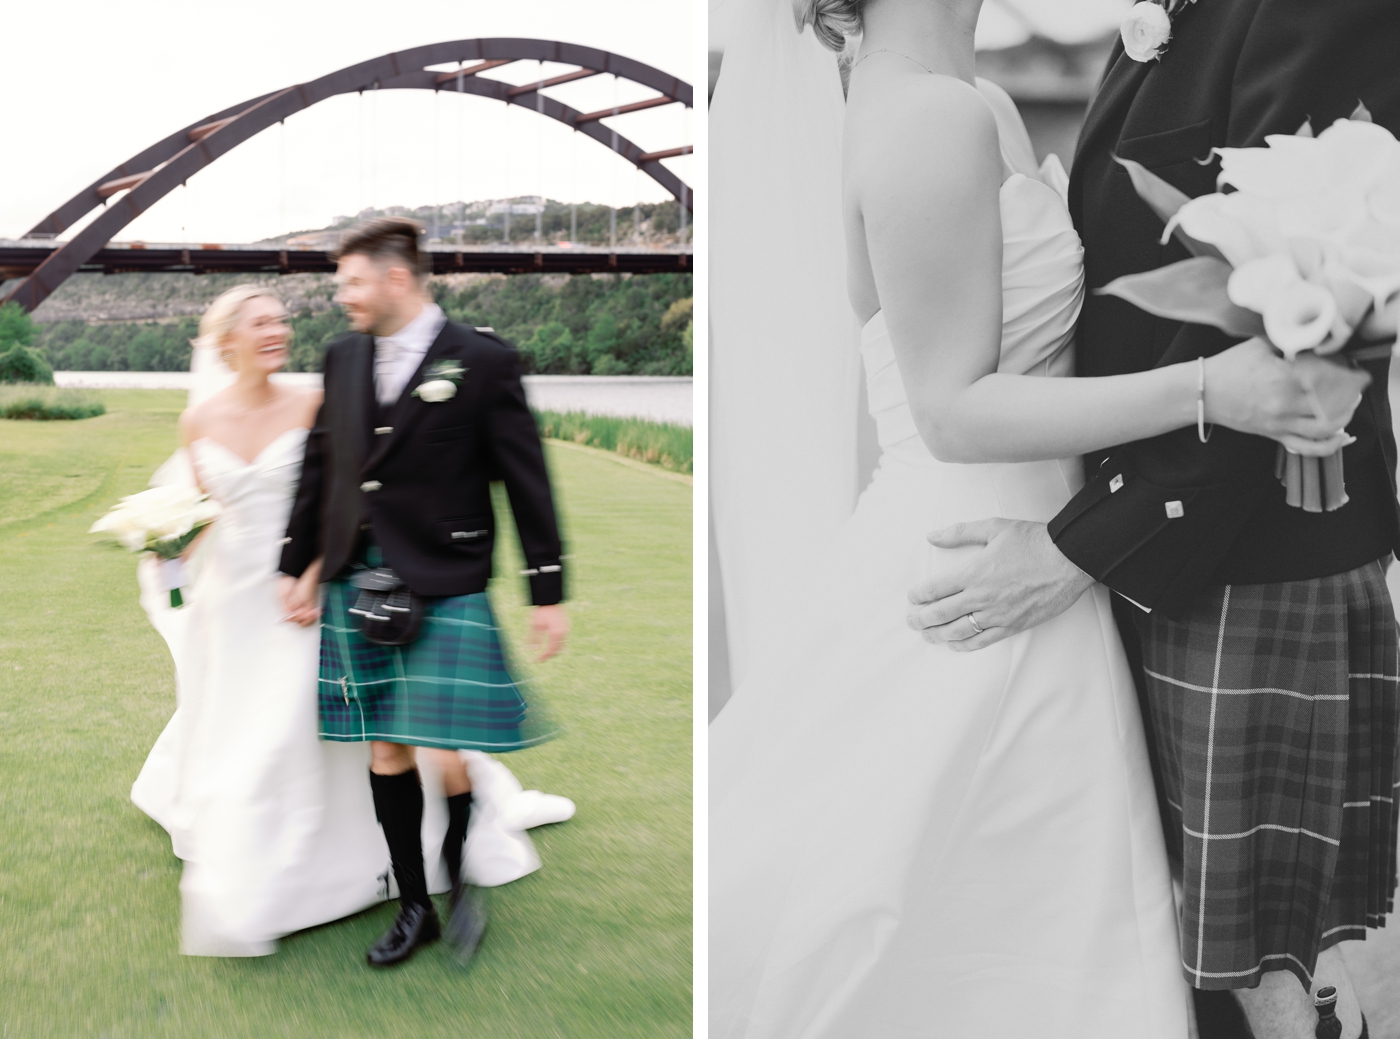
[1,0,695,244]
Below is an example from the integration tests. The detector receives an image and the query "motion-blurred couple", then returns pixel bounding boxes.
[131,217,574,967]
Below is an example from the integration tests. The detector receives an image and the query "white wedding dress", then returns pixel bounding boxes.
[131,424,572,956]
[710,151,1190,1034]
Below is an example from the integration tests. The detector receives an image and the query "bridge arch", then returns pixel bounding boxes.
[6,38,693,312]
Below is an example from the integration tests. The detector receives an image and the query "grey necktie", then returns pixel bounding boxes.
[374,338,402,405]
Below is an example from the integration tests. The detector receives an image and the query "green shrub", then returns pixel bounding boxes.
[0,343,54,384]
[0,384,105,420]
[532,409,692,474]
[0,300,37,350]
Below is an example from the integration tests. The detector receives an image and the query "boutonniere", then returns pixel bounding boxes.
[412,360,467,403]
[1121,0,1197,63]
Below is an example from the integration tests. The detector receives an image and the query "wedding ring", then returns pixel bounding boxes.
[966,613,985,636]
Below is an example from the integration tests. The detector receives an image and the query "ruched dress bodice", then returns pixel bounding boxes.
[192,427,307,579]
[861,159,1086,485]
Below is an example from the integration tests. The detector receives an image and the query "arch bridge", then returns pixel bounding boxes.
[4,38,693,312]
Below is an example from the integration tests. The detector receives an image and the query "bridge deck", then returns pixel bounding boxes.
[0,240,691,278]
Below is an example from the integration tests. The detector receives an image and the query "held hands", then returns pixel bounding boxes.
[906,519,1093,650]
[1205,338,1368,455]
[529,604,570,662]
[278,557,322,627]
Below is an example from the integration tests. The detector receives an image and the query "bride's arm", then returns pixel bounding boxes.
[855,77,1363,465]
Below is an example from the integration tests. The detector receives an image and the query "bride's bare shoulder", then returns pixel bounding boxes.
[846,72,1000,196]
[179,392,222,444]
[295,385,323,424]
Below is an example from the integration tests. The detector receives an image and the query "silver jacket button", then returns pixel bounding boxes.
[360,480,382,492]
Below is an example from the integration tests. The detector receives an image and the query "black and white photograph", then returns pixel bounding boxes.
[710,1,1400,1037]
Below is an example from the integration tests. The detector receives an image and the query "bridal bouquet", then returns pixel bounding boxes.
[1099,106,1400,511]
[90,485,221,607]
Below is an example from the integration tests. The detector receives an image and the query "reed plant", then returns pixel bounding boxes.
[533,409,693,474]
[0,383,105,420]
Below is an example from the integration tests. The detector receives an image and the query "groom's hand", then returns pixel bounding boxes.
[529,604,570,662]
[279,557,322,627]
[906,519,1093,651]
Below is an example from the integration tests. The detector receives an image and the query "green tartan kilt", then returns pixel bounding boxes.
[318,578,556,751]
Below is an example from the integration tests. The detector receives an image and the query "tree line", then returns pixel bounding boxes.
[24,273,692,376]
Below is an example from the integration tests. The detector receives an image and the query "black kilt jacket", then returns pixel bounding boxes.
[278,320,564,605]
[1047,0,1400,618]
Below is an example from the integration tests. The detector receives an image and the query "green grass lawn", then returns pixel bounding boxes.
[0,390,692,1038]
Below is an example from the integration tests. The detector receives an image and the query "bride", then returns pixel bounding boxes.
[709,1,1365,1036]
[131,285,565,955]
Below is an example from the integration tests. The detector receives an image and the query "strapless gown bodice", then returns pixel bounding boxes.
[862,159,1085,471]
[191,427,307,564]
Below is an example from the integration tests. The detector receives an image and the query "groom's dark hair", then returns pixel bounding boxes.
[335,217,429,281]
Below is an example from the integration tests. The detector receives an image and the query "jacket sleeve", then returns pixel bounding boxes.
[1049,0,1400,617]
[278,358,330,578]
[483,347,565,605]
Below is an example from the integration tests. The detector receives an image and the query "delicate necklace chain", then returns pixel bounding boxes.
[850,48,936,76]
[229,387,280,418]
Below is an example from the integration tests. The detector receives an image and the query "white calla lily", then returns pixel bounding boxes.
[1314,118,1400,188]
[1361,293,1400,340]
[1318,252,1382,330]
[1368,154,1400,227]
[1168,192,1283,268]
[1227,254,1302,313]
[1263,280,1340,357]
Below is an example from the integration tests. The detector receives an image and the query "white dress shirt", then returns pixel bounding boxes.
[373,302,447,405]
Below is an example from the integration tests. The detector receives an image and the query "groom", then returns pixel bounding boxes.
[909,3,1400,1037]
[278,217,569,966]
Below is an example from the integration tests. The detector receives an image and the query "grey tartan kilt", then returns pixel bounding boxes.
[1139,559,1400,992]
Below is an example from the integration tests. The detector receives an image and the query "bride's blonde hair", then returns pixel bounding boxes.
[792,0,864,59]
[192,284,285,370]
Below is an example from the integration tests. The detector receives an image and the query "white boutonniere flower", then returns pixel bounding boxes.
[1121,3,1172,62]
[1121,0,1196,63]
[412,360,467,403]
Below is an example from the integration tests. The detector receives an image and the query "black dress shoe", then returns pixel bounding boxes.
[366,902,440,967]
[445,885,487,967]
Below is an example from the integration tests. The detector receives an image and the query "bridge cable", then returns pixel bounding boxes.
[536,60,545,243]
[457,63,466,244]
[371,86,379,214]
[570,114,578,244]
[609,74,619,250]
[432,87,440,241]
[279,118,287,242]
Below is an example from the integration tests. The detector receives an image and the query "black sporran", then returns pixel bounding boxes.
[347,567,426,646]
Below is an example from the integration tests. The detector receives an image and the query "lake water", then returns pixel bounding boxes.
[54,372,693,427]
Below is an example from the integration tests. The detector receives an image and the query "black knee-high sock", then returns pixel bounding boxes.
[442,792,473,895]
[369,769,430,910]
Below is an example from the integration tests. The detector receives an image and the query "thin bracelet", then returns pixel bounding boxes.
[1197,356,1213,444]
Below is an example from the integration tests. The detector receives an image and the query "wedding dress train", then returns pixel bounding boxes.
[130,428,573,955]
[710,151,1190,1035]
